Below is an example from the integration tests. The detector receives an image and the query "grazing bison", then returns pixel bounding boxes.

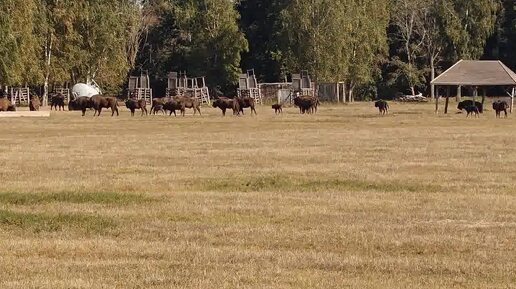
[29,95,41,111]
[458,100,483,114]
[68,96,92,116]
[212,97,240,116]
[90,95,119,116]
[272,103,283,114]
[492,100,509,118]
[375,100,389,115]
[293,95,318,114]
[163,99,182,116]
[236,97,257,115]
[0,97,16,111]
[176,96,201,116]
[150,98,167,115]
[125,98,148,116]
[50,93,66,111]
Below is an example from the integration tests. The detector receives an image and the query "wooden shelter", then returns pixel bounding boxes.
[238,69,262,104]
[432,60,516,113]
[128,72,153,104]
[167,72,210,104]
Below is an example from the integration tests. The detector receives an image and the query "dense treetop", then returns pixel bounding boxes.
[0,0,513,98]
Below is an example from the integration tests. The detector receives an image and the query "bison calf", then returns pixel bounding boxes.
[272,103,282,114]
[375,100,389,115]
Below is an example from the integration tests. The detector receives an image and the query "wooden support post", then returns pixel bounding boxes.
[511,87,515,114]
[435,86,439,113]
[336,83,340,103]
[444,87,450,114]
[456,85,462,102]
[473,86,477,103]
[481,88,486,108]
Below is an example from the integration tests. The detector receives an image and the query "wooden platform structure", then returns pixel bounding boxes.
[52,82,71,104]
[238,69,262,104]
[7,87,31,107]
[128,72,153,104]
[167,72,210,104]
[432,60,516,113]
[292,71,315,98]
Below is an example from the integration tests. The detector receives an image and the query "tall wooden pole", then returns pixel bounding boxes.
[511,87,514,114]
[435,86,439,113]
[445,86,450,114]
[457,85,462,102]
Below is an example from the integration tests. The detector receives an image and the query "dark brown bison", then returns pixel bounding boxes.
[71,96,93,116]
[163,99,182,116]
[176,96,201,116]
[375,100,389,115]
[294,95,318,114]
[150,98,167,115]
[29,95,41,111]
[493,100,509,118]
[90,95,119,116]
[272,103,282,114]
[463,104,480,118]
[236,97,257,115]
[458,100,483,114]
[125,98,148,116]
[0,97,16,111]
[50,93,65,111]
[212,97,240,116]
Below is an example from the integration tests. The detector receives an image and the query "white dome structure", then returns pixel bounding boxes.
[71,82,102,98]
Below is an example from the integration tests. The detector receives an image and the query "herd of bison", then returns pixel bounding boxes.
[0,90,511,118]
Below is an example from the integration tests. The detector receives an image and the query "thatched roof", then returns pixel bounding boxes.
[431,60,516,86]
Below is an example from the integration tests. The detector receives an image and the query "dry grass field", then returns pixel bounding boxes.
[0,101,515,288]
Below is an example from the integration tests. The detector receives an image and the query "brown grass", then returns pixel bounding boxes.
[0,102,514,288]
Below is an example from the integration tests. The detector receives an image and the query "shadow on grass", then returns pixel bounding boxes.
[0,191,152,206]
[183,175,442,194]
[0,209,115,233]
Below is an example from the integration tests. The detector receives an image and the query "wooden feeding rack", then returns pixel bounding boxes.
[237,69,262,104]
[8,86,31,107]
[291,70,315,97]
[128,72,153,104]
[167,71,210,104]
[52,82,71,104]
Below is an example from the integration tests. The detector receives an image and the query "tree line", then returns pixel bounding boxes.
[0,0,514,99]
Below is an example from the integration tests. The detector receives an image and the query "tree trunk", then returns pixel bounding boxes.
[43,35,53,107]
[430,57,435,99]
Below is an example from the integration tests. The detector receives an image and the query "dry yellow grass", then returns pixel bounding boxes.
[0,102,515,288]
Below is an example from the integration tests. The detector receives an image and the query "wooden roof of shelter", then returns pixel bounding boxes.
[431,60,516,86]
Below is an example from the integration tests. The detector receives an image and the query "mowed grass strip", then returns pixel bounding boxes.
[183,174,442,194]
[0,209,115,233]
[0,191,152,206]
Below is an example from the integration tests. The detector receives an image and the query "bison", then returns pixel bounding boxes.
[150,98,167,115]
[375,100,389,115]
[458,100,483,114]
[464,104,480,118]
[0,97,16,111]
[68,96,92,116]
[212,97,240,116]
[492,100,509,118]
[236,97,257,115]
[272,103,283,114]
[90,95,119,116]
[163,99,182,116]
[50,93,66,111]
[29,95,41,111]
[293,95,318,114]
[175,96,201,116]
[125,98,148,116]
